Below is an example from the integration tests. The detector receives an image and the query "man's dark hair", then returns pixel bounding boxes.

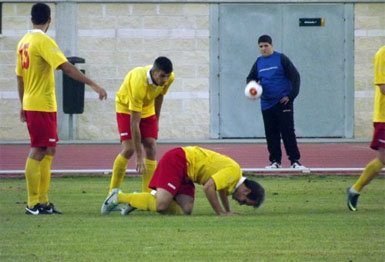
[31,3,51,25]
[153,56,173,74]
[244,179,265,208]
[258,35,272,45]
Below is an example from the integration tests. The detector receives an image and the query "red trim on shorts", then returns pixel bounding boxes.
[370,122,385,150]
[116,113,158,141]
[148,148,195,198]
[24,111,58,147]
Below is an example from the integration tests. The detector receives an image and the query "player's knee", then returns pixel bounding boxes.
[156,201,169,213]
[121,148,134,159]
[144,147,156,160]
[181,203,194,215]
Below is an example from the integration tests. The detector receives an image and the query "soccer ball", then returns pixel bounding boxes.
[244,81,262,99]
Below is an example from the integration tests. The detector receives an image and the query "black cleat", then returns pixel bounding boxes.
[40,202,62,214]
[25,203,41,215]
[347,187,360,211]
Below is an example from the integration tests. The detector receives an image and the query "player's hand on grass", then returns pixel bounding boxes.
[20,109,26,122]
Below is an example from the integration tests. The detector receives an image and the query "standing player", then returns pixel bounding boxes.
[108,57,174,195]
[246,35,305,169]
[347,45,385,211]
[101,146,265,216]
[16,3,107,215]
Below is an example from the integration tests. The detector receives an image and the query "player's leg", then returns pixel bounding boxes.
[140,115,159,192]
[278,102,302,167]
[175,194,194,215]
[39,146,55,204]
[262,105,282,167]
[142,137,157,192]
[25,147,45,214]
[24,111,56,215]
[109,113,134,193]
[347,123,385,211]
[109,140,134,192]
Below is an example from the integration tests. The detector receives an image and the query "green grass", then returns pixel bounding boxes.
[0,175,384,261]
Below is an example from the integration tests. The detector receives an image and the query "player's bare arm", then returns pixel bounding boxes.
[130,110,145,173]
[203,178,226,215]
[218,189,231,214]
[16,76,26,122]
[155,94,164,120]
[58,62,107,100]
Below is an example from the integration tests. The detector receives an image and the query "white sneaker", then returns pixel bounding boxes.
[265,162,282,169]
[101,188,120,215]
[291,162,306,169]
[121,204,137,216]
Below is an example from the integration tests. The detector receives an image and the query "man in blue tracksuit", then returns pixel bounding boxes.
[246,35,305,169]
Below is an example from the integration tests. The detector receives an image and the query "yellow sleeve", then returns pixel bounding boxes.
[39,37,67,70]
[211,167,242,194]
[161,72,174,95]
[128,72,146,112]
[374,46,385,85]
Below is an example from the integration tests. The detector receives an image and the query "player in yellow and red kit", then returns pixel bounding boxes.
[102,146,265,216]
[347,45,385,211]
[108,57,174,196]
[16,3,107,215]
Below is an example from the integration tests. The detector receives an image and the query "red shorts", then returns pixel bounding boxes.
[116,113,158,142]
[24,111,58,148]
[370,122,385,150]
[148,148,195,198]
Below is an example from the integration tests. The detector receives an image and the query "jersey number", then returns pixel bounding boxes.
[18,43,30,69]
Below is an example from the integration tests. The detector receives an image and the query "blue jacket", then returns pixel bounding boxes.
[246,51,300,111]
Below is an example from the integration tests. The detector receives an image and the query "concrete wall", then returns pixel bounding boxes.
[0,2,384,141]
[353,3,385,138]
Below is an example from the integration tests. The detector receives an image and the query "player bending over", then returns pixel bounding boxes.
[101,146,265,216]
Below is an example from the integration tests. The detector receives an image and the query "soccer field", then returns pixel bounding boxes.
[0,175,384,261]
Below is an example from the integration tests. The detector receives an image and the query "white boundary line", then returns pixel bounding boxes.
[1,167,381,175]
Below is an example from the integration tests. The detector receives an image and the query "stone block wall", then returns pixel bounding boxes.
[0,2,384,141]
[75,3,210,140]
[354,3,385,138]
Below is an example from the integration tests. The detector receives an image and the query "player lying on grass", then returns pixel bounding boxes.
[101,146,265,216]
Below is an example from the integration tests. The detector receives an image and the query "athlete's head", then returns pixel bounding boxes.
[151,56,173,86]
[31,3,51,25]
[258,35,274,57]
[232,178,265,208]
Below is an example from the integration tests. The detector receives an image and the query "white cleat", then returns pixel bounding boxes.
[101,188,120,215]
[121,204,137,216]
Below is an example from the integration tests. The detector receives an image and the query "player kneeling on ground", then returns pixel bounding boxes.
[101,146,265,216]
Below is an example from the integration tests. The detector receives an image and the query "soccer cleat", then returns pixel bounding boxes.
[291,161,306,169]
[25,203,41,215]
[41,202,62,214]
[347,187,360,211]
[265,162,282,169]
[121,204,136,216]
[101,188,120,215]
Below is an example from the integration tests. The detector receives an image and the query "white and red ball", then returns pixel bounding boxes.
[244,81,263,99]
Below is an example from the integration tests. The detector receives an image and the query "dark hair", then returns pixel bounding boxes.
[31,3,51,25]
[258,35,272,45]
[153,56,173,74]
[244,179,265,208]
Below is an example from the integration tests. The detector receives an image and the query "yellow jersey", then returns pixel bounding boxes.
[15,29,67,112]
[115,65,174,118]
[182,146,242,194]
[373,45,385,123]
